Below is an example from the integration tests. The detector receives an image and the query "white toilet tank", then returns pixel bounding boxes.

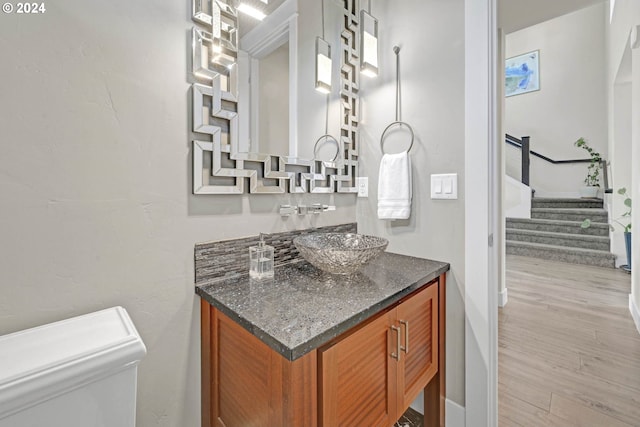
[0,307,146,427]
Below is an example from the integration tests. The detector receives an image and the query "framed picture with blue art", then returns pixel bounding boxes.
[505,50,540,97]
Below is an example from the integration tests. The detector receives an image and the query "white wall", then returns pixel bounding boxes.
[505,3,608,196]
[633,37,640,329]
[296,0,344,160]
[259,43,289,156]
[0,1,356,426]
[499,0,605,34]
[608,0,640,324]
[504,140,522,180]
[505,176,532,219]
[356,0,466,408]
[610,81,632,266]
[609,0,640,79]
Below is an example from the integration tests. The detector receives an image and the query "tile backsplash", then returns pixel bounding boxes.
[194,223,357,285]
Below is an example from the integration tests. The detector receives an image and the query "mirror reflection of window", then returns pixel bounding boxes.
[257,42,289,157]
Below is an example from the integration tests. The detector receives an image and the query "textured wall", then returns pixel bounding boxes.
[505,3,608,197]
[356,0,466,407]
[0,1,356,426]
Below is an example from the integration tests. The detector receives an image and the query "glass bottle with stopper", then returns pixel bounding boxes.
[249,233,274,279]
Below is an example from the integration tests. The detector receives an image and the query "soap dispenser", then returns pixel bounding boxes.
[249,233,274,279]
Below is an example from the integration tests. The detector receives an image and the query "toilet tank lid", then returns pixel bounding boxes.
[0,306,146,418]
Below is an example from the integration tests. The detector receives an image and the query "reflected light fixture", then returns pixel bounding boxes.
[315,0,332,93]
[360,1,378,77]
[316,37,332,94]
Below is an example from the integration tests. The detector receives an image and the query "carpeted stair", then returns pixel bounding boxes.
[506,198,616,268]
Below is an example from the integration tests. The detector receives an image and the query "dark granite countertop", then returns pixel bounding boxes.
[196,252,449,361]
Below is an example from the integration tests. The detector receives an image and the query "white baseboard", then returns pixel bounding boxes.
[498,288,508,307]
[446,399,466,427]
[630,294,640,336]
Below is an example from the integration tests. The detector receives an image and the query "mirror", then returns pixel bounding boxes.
[248,42,289,156]
[191,0,359,194]
[237,0,297,158]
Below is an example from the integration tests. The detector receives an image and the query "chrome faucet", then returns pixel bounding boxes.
[279,205,297,216]
[308,204,336,214]
[279,204,336,217]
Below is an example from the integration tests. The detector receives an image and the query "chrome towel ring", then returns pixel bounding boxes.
[314,134,340,162]
[380,45,415,154]
[380,121,414,153]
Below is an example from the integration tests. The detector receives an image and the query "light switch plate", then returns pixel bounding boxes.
[431,173,458,199]
[356,177,368,198]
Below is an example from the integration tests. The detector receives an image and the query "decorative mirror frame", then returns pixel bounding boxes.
[191,0,360,194]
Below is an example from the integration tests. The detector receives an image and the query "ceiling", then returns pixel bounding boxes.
[498,0,606,33]
[238,0,608,41]
[237,0,286,37]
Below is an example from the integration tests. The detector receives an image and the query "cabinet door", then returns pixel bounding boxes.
[212,309,279,427]
[396,282,439,413]
[319,311,397,427]
[202,303,317,427]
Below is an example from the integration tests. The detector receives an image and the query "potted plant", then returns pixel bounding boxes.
[614,187,632,271]
[574,137,601,198]
[582,187,631,271]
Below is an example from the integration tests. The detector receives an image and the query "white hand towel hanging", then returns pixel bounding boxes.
[377,151,412,220]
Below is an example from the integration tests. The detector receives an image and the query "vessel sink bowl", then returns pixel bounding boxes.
[293,233,389,275]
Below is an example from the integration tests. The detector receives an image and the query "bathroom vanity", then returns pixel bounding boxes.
[196,251,449,427]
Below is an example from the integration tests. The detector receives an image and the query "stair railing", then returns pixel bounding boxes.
[505,134,612,194]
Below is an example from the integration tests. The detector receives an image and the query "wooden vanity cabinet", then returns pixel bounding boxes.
[319,310,397,426]
[319,282,439,426]
[201,305,318,427]
[397,282,440,414]
[200,274,445,427]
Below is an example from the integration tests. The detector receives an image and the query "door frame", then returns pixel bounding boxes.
[464,0,499,426]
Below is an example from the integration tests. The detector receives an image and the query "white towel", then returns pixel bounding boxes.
[377,151,412,220]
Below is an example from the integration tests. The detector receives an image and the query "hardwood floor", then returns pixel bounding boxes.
[499,255,640,427]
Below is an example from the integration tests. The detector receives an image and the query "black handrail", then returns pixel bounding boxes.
[506,134,591,164]
[505,134,612,194]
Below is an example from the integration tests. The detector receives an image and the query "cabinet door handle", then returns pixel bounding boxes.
[390,325,401,360]
[400,320,409,354]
